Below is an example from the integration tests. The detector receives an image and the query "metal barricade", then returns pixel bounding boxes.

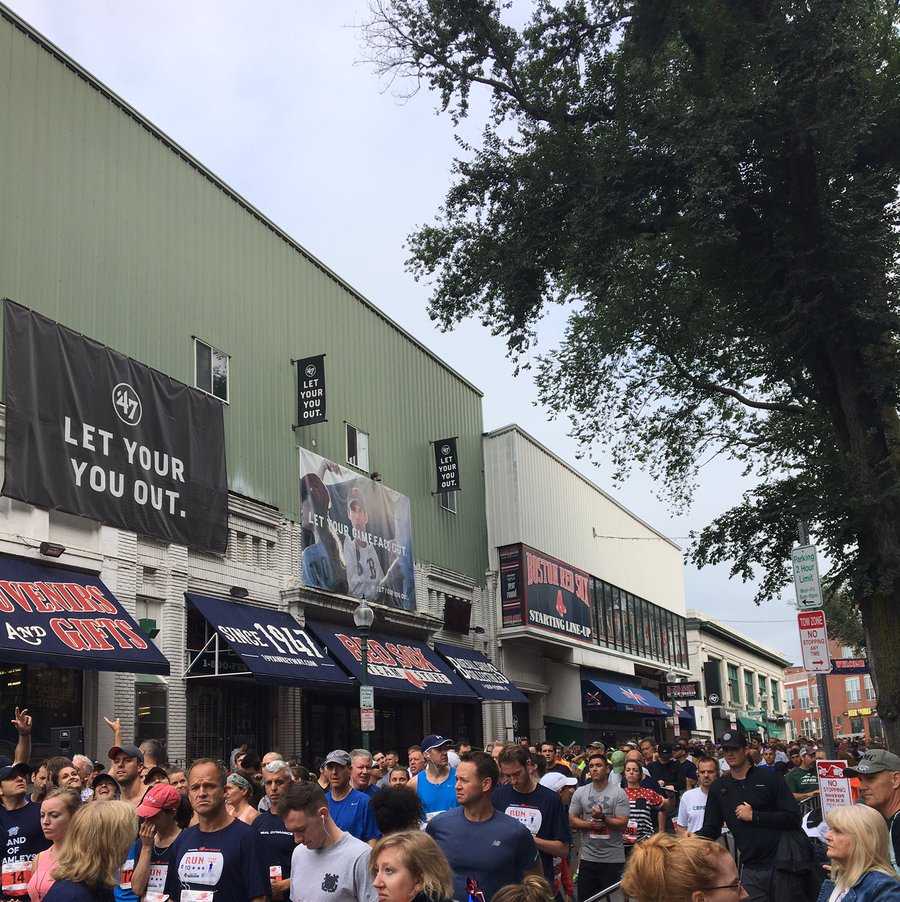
[581,882,623,902]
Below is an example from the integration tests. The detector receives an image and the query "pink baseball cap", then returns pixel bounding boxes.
[136,782,181,817]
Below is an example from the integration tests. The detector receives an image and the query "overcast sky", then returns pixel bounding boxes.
[6,0,803,662]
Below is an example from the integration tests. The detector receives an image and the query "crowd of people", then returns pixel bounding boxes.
[3,709,900,902]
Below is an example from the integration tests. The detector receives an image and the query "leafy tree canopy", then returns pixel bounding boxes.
[366,0,900,738]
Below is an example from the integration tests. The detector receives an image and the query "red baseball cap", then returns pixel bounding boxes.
[136,782,181,817]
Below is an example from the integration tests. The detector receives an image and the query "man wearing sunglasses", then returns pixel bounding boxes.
[695,732,802,902]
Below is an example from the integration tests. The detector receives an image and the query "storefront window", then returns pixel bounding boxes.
[728,664,741,703]
[0,665,83,760]
[135,683,168,748]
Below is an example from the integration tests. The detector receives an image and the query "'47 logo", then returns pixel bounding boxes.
[112,383,142,426]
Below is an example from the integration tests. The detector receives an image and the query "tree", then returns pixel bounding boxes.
[365,0,900,746]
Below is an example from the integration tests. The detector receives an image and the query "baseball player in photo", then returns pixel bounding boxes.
[342,487,385,601]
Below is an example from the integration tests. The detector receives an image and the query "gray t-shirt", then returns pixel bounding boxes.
[289,832,377,902]
[569,782,630,863]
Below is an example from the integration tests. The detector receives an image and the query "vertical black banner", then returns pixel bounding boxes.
[296,355,326,426]
[433,437,461,492]
[703,660,723,705]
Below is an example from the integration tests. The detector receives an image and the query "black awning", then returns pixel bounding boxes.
[434,642,528,703]
[0,555,169,674]
[186,594,353,688]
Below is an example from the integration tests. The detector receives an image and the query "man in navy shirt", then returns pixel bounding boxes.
[493,746,571,886]
[165,759,269,902]
[324,750,380,843]
[427,752,540,902]
[256,760,296,900]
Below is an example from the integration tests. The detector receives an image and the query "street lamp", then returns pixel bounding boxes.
[353,600,376,751]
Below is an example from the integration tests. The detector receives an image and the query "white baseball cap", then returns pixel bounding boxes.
[540,772,578,793]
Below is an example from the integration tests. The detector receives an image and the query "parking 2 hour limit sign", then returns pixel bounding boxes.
[798,610,832,673]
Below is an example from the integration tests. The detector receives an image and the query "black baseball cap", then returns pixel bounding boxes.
[719,732,747,750]
[0,762,31,782]
[657,743,673,756]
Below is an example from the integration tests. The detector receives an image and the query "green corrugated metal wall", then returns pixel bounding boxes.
[0,10,487,578]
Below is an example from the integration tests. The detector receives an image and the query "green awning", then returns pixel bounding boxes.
[738,715,761,732]
[766,721,786,738]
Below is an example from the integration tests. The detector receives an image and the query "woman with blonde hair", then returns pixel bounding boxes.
[370,830,453,902]
[492,875,555,902]
[27,789,81,902]
[42,801,137,902]
[621,831,747,902]
[817,804,900,902]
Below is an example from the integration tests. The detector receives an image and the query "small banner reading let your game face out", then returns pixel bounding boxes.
[433,437,461,492]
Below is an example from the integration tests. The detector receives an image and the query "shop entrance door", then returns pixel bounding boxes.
[186,681,271,763]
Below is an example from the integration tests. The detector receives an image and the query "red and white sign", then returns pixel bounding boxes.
[798,610,832,673]
[816,759,852,815]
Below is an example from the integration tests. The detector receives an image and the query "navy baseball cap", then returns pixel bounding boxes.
[108,744,143,762]
[0,762,31,782]
[421,735,453,753]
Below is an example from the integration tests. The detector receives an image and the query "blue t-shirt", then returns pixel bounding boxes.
[164,819,269,902]
[326,788,381,842]
[43,881,114,902]
[113,839,140,902]
[0,800,50,901]
[492,784,571,885]
[415,768,458,819]
[254,811,296,882]
[426,807,538,902]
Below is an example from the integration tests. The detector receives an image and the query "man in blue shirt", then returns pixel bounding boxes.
[408,735,458,821]
[165,759,269,902]
[427,752,541,902]
[324,750,380,843]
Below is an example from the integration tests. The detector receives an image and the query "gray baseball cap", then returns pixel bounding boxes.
[844,749,900,776]
[324,750,351,767]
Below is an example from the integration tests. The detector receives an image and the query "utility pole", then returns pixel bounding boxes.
[798,520,836,757]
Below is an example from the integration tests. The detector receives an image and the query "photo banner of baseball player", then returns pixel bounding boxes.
[498,543,593,640]
[433,437,461,493]
[296,354,327,426]
[2,300,228,552]
[299,447,417,610]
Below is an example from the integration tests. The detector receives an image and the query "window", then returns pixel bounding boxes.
[841,646,855,658]
[771,679,781,712]
[786,687,795,709]
[850,716,864,735]
[194,338,229,402]
[758,675,768,708]
[865,675,876,700]
[439,490,458,513]
[728,664,741,703]
[744,670,755,706]
[135,682,168,746]
[811,684,819,708]
[846,677,861,703]
[798,685,810,709]
[345,423,370,471]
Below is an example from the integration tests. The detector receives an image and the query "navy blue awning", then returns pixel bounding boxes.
[306,621,479,701]
[677,705,696,725]
[434,642,528,703]
[583,678,672,716]
[186,594,352,688]
[0,555,169,674]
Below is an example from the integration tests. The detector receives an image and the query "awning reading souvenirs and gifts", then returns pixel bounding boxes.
[0,555,169,674]
[306,621,479,701]
[434,641,528,703]
[185,594,352,688]
[582,678,672,716]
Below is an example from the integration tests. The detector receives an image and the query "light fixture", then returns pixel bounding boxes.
[370,472,383,483]
[229,586,249,599]
[39,541,65,558]
[353,600,375,631]
[470,626,486,635]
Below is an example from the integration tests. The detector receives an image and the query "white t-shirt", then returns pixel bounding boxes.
[343,537,384,601]
[675,787,709,833]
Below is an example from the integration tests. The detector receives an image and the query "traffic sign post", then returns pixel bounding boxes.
[360,685,375,733]
[792,545,824,609]
[798,610,832,673]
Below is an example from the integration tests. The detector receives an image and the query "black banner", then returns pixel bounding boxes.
[3,301,228,552]
[296,355,326,426]
[434,437,461,493]
[703,660,723,705]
